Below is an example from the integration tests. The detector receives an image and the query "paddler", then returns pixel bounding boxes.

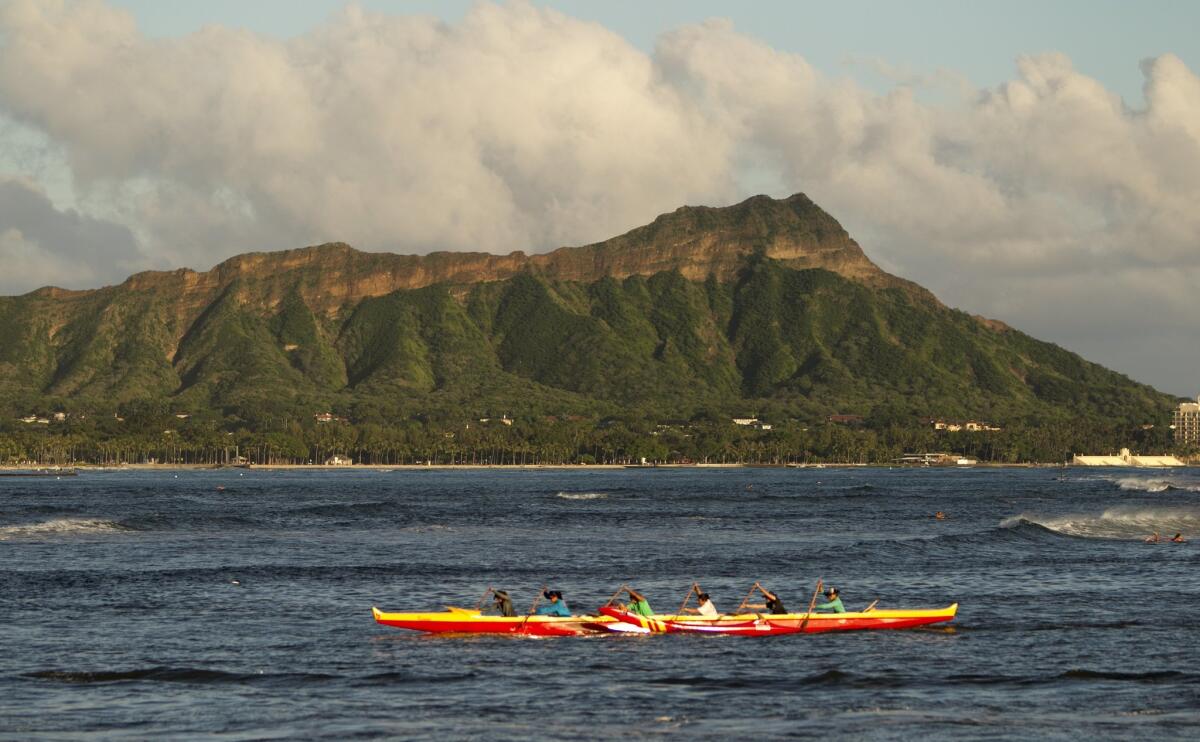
[1171,532,1186,543]
[535,590,571,617]
[492,589,516,617]
[623,588,654,617]
[814,586,845,613]
[745,586,788,614]
[1145,532,1160,543]
[683,591,719,617]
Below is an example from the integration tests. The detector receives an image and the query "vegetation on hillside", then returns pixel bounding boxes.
[0,255,1182,466]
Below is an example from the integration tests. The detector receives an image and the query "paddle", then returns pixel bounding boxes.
[863,599,879,613]
[474,585,494,612]
[518,583,548,630]
[734,581,762,614]
[674,582,701,620]
[604,582,631,608]
[799,578,824,632]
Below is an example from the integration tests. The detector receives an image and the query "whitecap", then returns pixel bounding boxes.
[555,492,608,500]
[1111,476,1200,493]
[0,518,131,540]
[1002,506,1200,540]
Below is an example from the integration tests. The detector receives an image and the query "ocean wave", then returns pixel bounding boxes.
[290,501,398,516]
[0,518,133,540]
[648,668,1200,691]
[555,492,608,500]
[1113,476,1200,493]
[1000,506,1200,540]
[27,666,337,685]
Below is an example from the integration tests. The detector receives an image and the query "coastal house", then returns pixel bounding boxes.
[932,419,1001,432]
[478,415,513,426]
[732,417,758,426]
[314,412,338,423]
[1173,397,1200,446]
[324,454,353,466]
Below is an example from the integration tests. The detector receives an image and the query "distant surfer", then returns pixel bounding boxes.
[1171,533,1186,543]
[1144,532,1160,543]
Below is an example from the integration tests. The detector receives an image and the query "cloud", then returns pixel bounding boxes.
[0,1,1196,393]
[0,178,144,293]
[0,0,734,268]
[654,23,1200,394]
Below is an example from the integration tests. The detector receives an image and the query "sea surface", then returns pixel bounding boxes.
[2,467,1199,740]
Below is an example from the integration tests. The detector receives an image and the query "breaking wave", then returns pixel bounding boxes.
[1112,476,1200,493]
[0,518,133,540]
[555,492,608,500]
[1001,506,1200,540]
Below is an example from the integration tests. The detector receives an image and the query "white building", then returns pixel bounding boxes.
[1072,448,1184,467]
[1174,396,1200,446]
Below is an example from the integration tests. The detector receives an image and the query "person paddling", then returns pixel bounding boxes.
[745,586,788,614]
[492,589,516,617]
[623,588,654,617]
[814,586,845,613]
[683,592,718,617]
[1145,532,1160,543]
[534,590,571,617]
[1171,532,1186,543]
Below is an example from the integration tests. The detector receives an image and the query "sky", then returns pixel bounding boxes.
[0,0,1197,396]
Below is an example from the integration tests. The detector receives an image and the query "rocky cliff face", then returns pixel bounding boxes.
[20,193,913,320]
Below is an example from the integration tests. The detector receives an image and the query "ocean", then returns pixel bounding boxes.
[2,467,1198,740]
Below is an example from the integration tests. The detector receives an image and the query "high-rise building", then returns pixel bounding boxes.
[1174,396,1200,446]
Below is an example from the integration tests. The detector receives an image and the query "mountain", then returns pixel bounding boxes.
[0,193,1174,428]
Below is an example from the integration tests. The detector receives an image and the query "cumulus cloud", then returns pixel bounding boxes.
[0,1,1196,393]
[0,0,734,268]
[0,178,144,293]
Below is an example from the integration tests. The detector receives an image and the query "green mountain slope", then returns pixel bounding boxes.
[0,194,1175,431]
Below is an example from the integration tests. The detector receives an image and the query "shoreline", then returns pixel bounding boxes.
[4,462,1189,472]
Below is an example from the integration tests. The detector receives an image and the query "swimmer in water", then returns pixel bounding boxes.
[934,511,946,520]
[1171,533,1186,543]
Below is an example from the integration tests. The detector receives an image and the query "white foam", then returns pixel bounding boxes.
[1003,506,1200,540]
[1112,476,1200,493]
[555,492,608,500]
[0,518,129,540]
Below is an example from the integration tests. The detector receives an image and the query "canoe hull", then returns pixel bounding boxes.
[371,606,611,636]
[372,603,958,637]
[598,604,958,635]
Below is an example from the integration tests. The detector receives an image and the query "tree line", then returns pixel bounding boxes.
[0,410,1185,467]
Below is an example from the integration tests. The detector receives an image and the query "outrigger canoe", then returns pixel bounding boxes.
[598,603,958,635]
[371,603,957,637]
[371,606,615,636]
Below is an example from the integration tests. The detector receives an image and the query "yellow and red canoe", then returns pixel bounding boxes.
[372,603,958,637]
[598,604,958,635]
[371,606,615,636]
